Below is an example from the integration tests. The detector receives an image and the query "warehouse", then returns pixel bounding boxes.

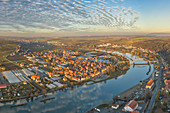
[46,84,56,89]
[53,82,63,88]
[22,68,34,76]
[2,71,20,84]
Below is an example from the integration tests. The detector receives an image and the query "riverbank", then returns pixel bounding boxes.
[89,65,156,112]
[118,84,140,99]
[118,68,155,99]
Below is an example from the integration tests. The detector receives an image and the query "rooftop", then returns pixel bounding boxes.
[146,79,154,86]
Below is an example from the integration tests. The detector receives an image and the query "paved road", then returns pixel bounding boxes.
[146,58,163,113]
[5,56,22,68]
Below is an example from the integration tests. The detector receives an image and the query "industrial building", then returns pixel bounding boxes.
[2,71,20,84]
[22,68,34,76]
[53,82,63,88]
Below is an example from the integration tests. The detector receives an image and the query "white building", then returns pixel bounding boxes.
[111,104,119,109]
[124,100,138,112]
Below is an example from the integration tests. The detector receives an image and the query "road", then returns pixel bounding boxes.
[146,58,163,113]
[5,56,22,68]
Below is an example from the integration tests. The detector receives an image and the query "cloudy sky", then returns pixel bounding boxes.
[0,0,170,37]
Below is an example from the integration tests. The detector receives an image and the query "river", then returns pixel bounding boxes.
[0,51,154,113]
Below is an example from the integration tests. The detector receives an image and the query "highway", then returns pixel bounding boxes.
[146,58,163,113]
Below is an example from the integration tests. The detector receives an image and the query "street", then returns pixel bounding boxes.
[146,58,163,113]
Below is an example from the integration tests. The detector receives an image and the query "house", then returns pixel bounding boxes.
[36,78,41,82]
[155,71,159,77]
[63,76,67,81]
[20,63,24,67]
[163,80,170,93]
[31,75,40,81]
[44,64,47,67]
[23,81,27,85]
[1,67,5,70]
[165,74,170,79]
[124,100,138,112]
[145,79,154,89]
[111,104,119,109]
[164,80,170,86]
[162,85,170,93]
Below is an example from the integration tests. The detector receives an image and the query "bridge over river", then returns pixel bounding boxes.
[119,60,157,65]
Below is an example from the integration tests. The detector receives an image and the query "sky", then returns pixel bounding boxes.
[0,0,170,37]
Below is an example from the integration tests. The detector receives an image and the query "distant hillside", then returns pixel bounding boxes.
[112,37,170,65]
[147,33,170,37]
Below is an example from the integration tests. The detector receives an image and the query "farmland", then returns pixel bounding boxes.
[7,55,27,61]
[0,62,22,70]
[0,40,18,63]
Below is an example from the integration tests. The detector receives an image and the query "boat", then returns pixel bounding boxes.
[40,97,55,102]
[10,103,26,108]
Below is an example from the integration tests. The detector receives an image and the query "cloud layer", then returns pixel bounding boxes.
[0,0,139,34]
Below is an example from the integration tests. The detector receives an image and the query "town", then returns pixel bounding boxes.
[0,39,169,113]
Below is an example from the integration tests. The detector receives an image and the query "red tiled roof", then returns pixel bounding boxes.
[126,100,138,109]
[147,79,153,86]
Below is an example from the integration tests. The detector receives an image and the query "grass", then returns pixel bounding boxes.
[14,60,32,65]
[0,62,22,70]
[161,38,170,41]
[0,40,18,63]
[128,37,148,41]
[7,55,27,61]
[96,104,109,108]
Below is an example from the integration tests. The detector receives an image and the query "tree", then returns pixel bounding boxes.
[42,89,47,94]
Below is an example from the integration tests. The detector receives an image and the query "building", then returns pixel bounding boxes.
[164,80,170,86]
[139,81,143,85]
[111,104,119,109]
[31,75,40,81]
[46,84,56,89]
[2,71,21,84]
[20,63,24,67]
[44,64,47,67]
[163,80,170,93]
[162,85,170,93]
[22,68,34,76]
[1,67,5,70]
[0,84,7,88]
[145,79,154,89]
[155,71,159,77]
[124,100,138,112]
[53,82,63,88]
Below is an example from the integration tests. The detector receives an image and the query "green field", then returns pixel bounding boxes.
[0,40,18,63]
